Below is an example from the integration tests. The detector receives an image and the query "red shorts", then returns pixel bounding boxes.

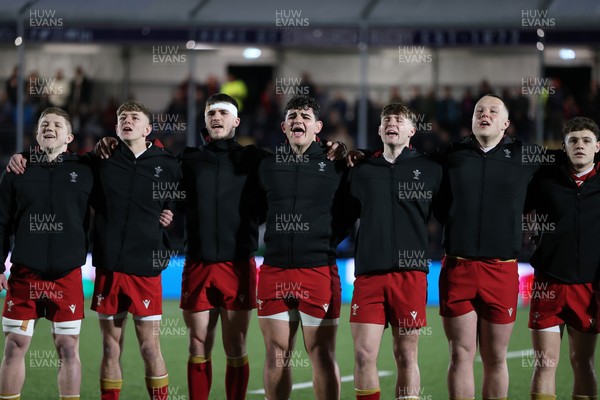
[439,256,519,324]
[529,275,599,333]
[180,258,257,311]
[350,270,427,328]
[2,265,84,322]
[257,265,341,320]
[91,268,162,317]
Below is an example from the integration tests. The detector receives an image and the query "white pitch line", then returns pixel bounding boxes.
[247,370,393,395]
[476,349,532,362]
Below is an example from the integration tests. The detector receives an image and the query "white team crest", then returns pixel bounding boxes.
[7,300,14,312]
[508,307,514,317]
[322,303,329,312]
[69,304,76,314]
[410,310,418,320]
[154,166,163,178]
[318,162,326,172]
[142,299,151,309]
[256,299,263,310]
[413,170,421,180]
[504,149,511,158]
[352,303,359,316]
[96,294,104,306]
[70,172,78,183]
[590,318,596,326]
[533,311,540,321]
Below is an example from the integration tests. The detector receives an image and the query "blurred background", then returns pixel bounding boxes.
[0,0,599,299]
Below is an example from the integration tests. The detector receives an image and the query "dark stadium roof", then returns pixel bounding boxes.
[2,0,599,29]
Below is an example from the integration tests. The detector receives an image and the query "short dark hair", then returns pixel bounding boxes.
[117,100,151,122]
[563,117,600,141]
[380,103,416,126]
[39,107,72,134]
[284,95,321,120]
[206,93,238,110]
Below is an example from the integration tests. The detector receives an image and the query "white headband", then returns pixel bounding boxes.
[205,102,238,118]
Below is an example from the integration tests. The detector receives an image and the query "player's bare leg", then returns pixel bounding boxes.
[530,328,561,395]
[184,309,219,360]
[220,309,252,399]
[135,319,168,399]
[567,326,597,397]
[54,333,81,396]
[99,318,127,379]
[302,324,340,400]
[351,323,384,391]
[443,311,477,398]
[259,318,300,400]
[479,319,514,398]
[134,319,167,376]
[392,326,420,399]
[0,332,32,395]
[183,309,219,400]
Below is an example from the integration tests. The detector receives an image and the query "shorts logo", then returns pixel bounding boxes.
[508,307,514,317]
[154,166,163,178]
[410,310,418,320]
[96,294,104,306]
[142,299,151,309]
[238,294,246,303]
[533,311,540,322]
[69,304,76,314]
[322,303,329,312]
[352,303,359,316]
[257,299,263,310]
[413,169,421,180]
[6,300,14,312]
[318,162,326,172]
[504,149,512,158]
[590,318,596,327]
[70,172,78,183]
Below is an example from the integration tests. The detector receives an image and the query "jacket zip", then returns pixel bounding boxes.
[215,158,220,257]
[390,164,397,268]
[290,162,299,266]
[116,157,136,271]
[49,167,54,274]
[475,153,487,256]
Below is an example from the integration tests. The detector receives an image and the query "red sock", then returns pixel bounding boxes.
[100,379,122,400]
[146,374,169,400]
[188,355,212,400]
[225,355,249,400]
[355,388,381,400]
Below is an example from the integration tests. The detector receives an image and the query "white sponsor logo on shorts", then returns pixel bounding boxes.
[508,307,514,317]
[322,303,329,312]
[351,303,359,316]
[142,299,151,309]
[69,304,76,314]
[7,300,14,312]
[410,310,418,320]
[96,294,104,306]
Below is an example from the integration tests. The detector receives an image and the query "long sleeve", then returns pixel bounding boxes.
[0,171,16,272]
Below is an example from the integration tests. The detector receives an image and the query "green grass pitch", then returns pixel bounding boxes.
[2,300,599,399]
